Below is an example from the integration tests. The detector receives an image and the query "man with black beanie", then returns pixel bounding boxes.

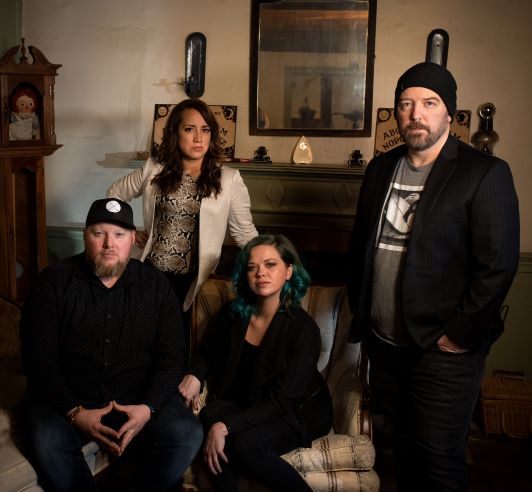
[347,62,520,491]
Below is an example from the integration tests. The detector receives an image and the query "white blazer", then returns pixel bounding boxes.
[107,157,257,310]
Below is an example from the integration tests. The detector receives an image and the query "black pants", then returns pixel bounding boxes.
[199,400,312,492]
[164,271,195,362]
[367,333,485,492]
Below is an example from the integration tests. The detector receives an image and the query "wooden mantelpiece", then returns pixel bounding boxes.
[221,162,366,282]
[231,162,364,235]
[233,162,362,235]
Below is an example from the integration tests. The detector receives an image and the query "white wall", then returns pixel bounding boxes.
[21,0,532,250]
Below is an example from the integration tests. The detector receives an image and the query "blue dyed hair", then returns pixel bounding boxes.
[229,234,311,320]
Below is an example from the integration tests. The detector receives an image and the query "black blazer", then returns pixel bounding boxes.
[188,304,332,446]
[347,135,520,353]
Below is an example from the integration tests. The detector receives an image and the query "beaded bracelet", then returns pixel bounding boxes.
[69,405,84,425]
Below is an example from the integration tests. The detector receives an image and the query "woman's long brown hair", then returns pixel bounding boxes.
[152,99,223,198]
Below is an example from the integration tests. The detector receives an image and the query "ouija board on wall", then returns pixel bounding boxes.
[373,108,471,157]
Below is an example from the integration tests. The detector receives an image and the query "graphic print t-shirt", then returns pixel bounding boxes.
[371,156,433,345]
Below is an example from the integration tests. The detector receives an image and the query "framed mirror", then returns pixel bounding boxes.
[250,0,377,137]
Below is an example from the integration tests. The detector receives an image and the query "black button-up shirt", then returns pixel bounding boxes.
[20,254,184,414]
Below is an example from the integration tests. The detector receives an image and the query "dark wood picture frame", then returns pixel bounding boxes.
[249,0,377,137]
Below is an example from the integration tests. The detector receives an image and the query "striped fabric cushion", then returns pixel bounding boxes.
[297,469,380,492]
[283,434,375,472]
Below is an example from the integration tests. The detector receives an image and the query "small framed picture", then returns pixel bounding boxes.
[151,104,237,158]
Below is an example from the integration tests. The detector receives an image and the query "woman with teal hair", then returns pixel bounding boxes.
[229,234,311,320]
[179,234,332,492]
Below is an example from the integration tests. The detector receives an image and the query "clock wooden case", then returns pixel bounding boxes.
[0,40,61,303]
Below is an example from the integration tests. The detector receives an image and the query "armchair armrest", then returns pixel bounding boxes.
[331,367,371,438]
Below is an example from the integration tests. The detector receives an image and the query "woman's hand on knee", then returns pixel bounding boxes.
[204,422,229,475]
[178,374,201,408]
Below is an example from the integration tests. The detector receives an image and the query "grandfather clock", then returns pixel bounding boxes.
[0,40,61,303]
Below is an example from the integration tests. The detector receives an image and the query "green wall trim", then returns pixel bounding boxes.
[47,225,84,263]
[518,251,532,272]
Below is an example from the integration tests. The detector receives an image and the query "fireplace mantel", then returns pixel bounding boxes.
[220,163,365,282]
[230,162,364,236]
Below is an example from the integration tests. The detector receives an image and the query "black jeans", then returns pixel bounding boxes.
[164,270,195,361]
[367,333,485,492]
[199,400,312,492]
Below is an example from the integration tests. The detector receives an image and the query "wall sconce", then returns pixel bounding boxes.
[425,29,449,67]
[185,32,206,98]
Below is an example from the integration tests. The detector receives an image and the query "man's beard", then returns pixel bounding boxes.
[400,117,449,151]
[88,254,127,278]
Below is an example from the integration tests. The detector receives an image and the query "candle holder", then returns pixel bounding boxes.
[471,103,499,155]
[251,146,271,163]
[347,149,367,167]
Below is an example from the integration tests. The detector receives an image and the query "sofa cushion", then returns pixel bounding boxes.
[192,278,235,347]
[300,286,344,374]
[283,434,375,473]
[300,469,380,492]
[0,409,40,491]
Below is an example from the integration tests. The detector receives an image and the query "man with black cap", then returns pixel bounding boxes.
[347,62,520,491]
[19,198,203,492]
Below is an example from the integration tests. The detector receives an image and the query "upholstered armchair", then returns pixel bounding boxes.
[182,278,380,492]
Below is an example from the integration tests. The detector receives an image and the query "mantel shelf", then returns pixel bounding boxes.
[229,162,366,179]
[128,159,367,178]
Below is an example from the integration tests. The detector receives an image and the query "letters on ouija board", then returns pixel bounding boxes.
[373,108,471,157]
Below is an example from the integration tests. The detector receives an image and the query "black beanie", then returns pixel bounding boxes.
[394,62,457,118]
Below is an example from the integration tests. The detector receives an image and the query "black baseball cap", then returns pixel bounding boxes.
[85,198,135,230]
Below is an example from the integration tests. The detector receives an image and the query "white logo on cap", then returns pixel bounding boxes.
[106,200,122,213]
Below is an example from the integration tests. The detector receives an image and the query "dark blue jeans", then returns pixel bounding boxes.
[200,400,312,492]
[367,333,485,492]
[21,397,203,492]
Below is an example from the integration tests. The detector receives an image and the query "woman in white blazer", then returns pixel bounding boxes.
[107,99,257,314]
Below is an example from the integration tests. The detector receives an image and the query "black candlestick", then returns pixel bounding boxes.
[252,146,271,163]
